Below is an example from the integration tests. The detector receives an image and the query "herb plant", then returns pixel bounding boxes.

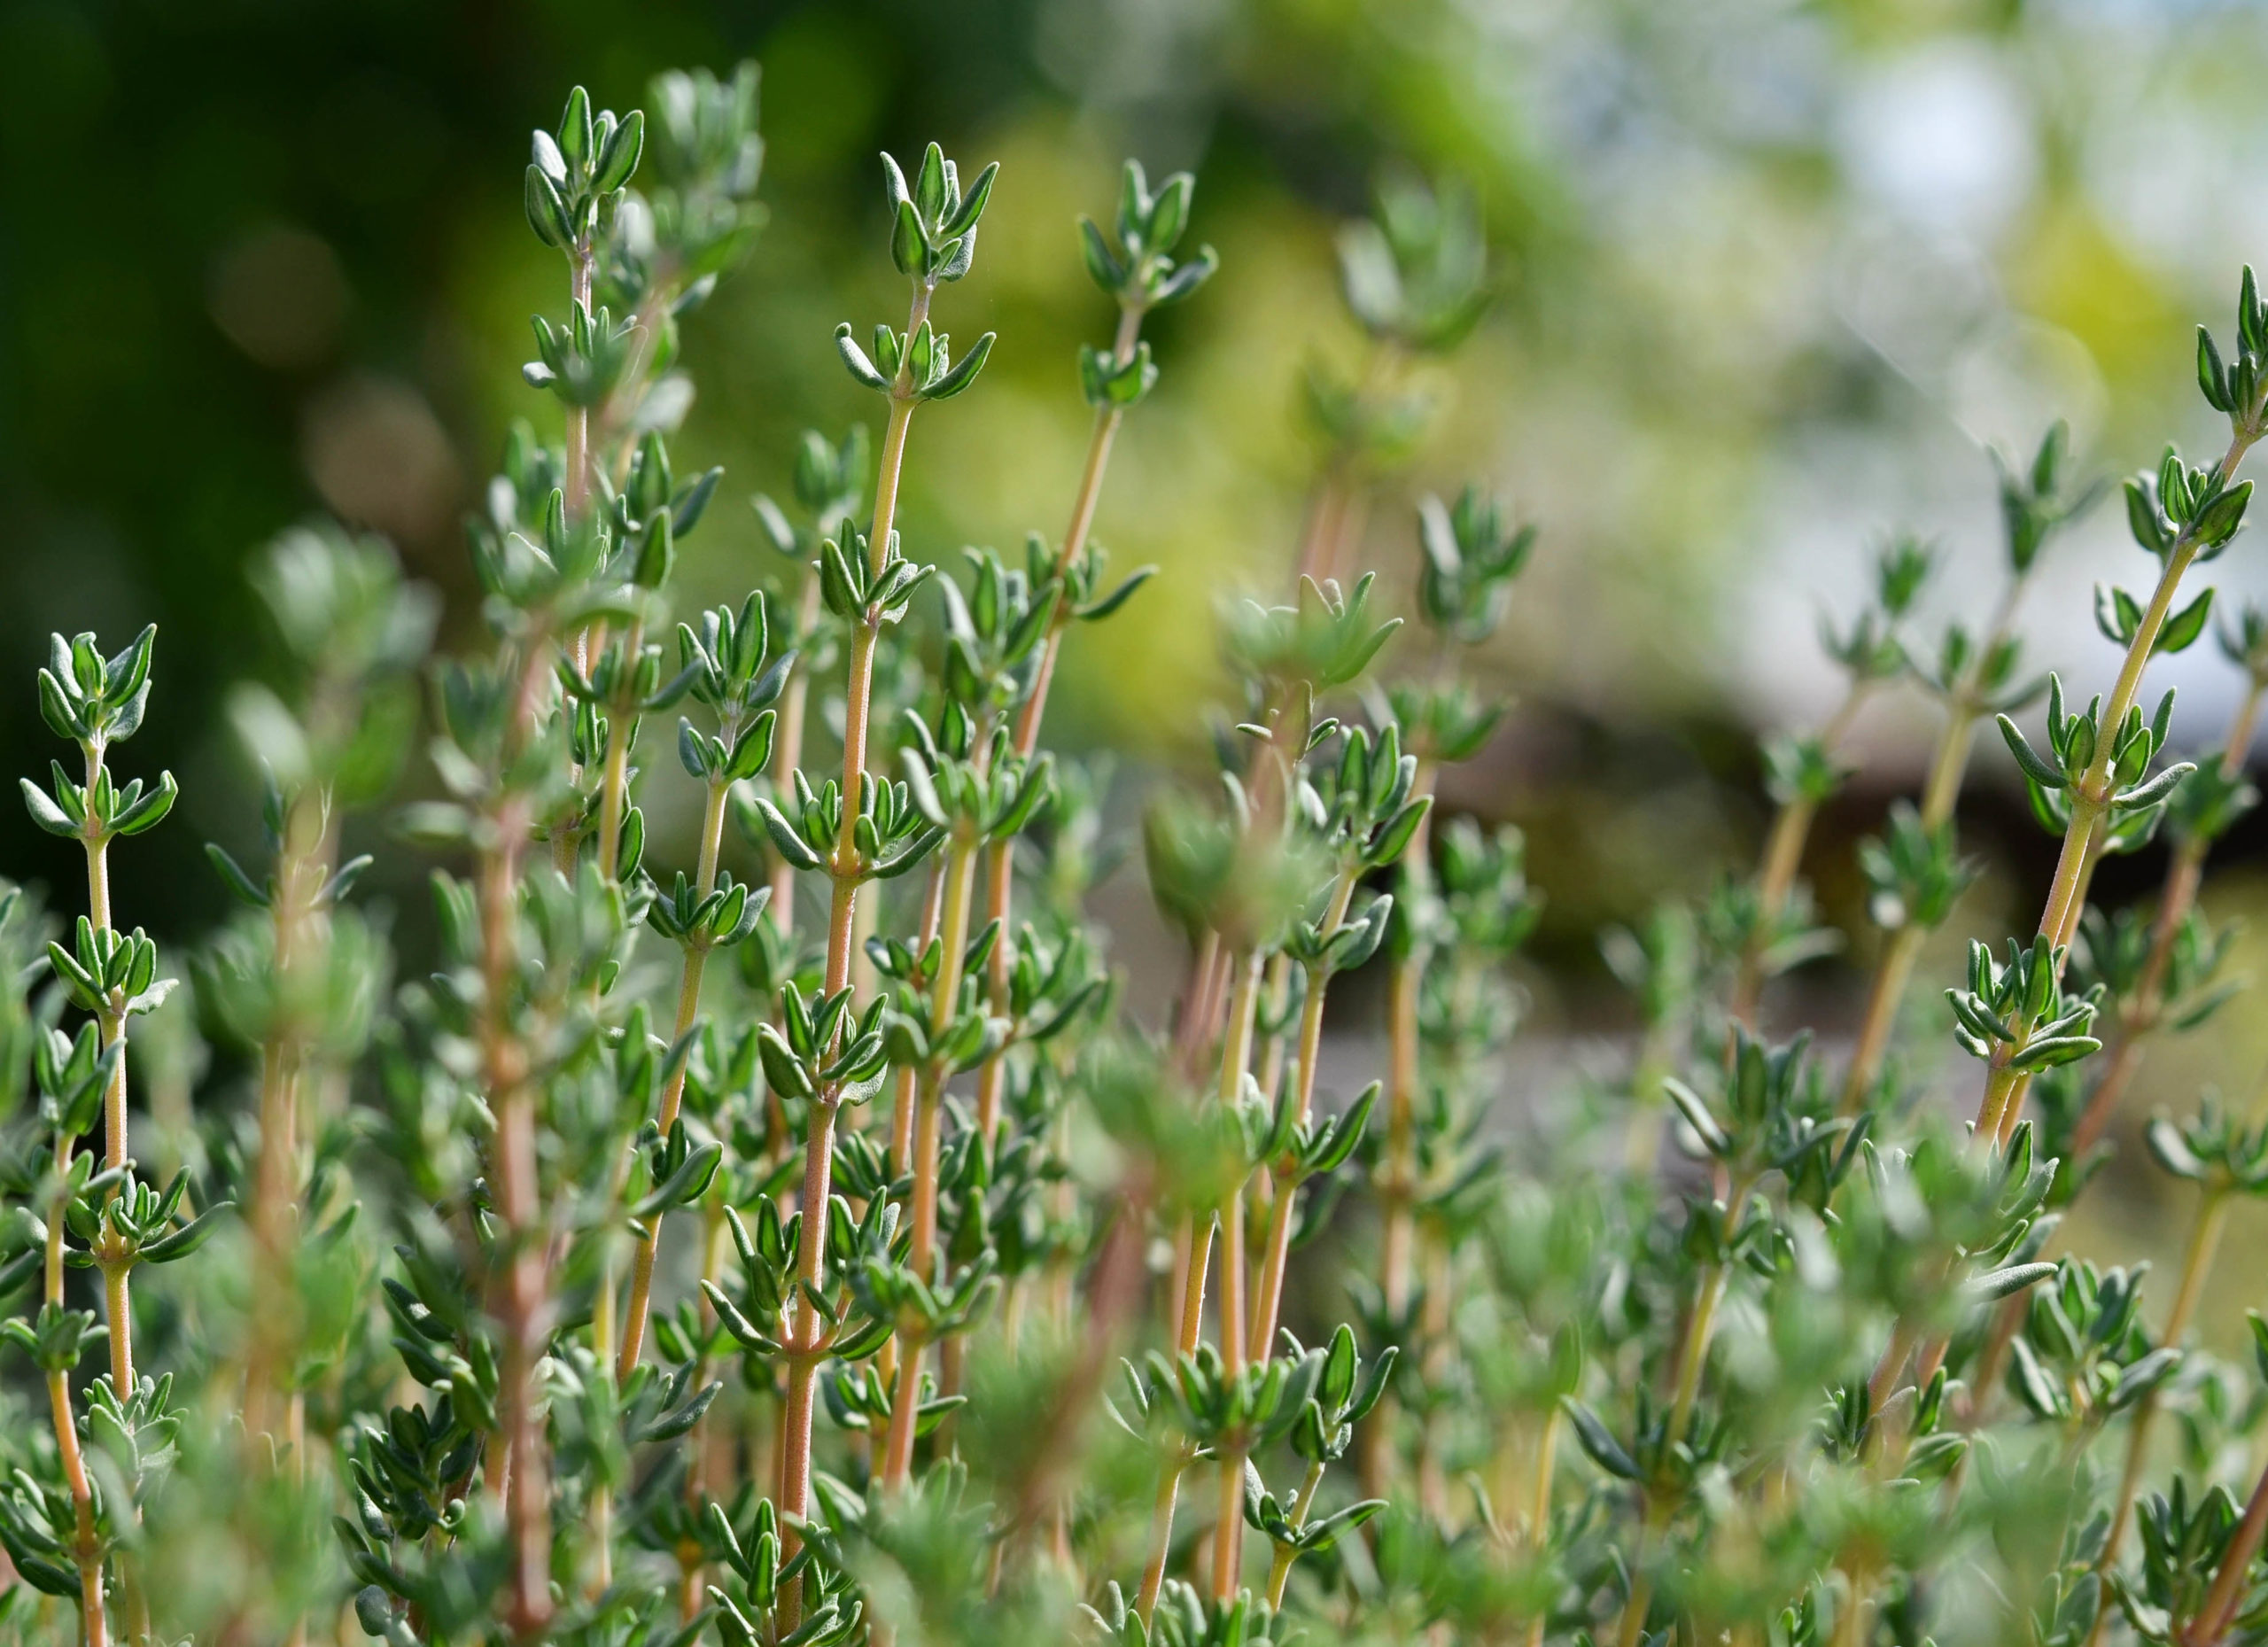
[6,56,2268,1647]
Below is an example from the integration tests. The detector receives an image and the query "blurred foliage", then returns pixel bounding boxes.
[8,0,2268,980]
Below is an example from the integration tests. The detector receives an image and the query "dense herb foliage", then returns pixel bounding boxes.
[8,58,2268,1647]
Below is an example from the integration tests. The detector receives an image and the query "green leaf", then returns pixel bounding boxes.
[594,107,644,191]
[204,843,269,909]
[635,1141,724,1218]
[1365,796,1433,869]
[2115,762,2195,813]
[834,323,891,393]
[1078,217,1125,292]
[2142,1119,2207,1181]
[2195,479,2253,548]
[2200,325,2232,412]
[752,797,824,873]
[889,197,927,279]
[112,771,177,835]
[2155,587,2215,655]
[1560,1397,1641,1480]
[942,160,998,238]
[524,167,572,249]
[1661,1076,1728,1156]
[10,1552,82,1598]
[1997,716,2068,789]
[20,781,77,839]
[1075,566,1156,623]
[1971,1262,2059,1301]
[920,331,995,401]
[2007,1335,2063,1420]
[2124,478,2169,556]
[139,1201,234,1264]
[2008,1033,2101,1071]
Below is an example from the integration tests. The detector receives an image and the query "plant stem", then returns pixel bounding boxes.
[880,1066,947,1489]
[555,241,599,876]
[1368,764,1438,1499]
[1667,1262,1729,1449]
[768,569,824,934]
[781,283,931,1621]
[1293,341,1399,588]
[43,1099,105,1647]
[1210,1437,1246,1603]
[1213,1104,1256,1599]
[49,1366,107,1647]
[1837,927,1925,1119]
[245,789,327,1442]
[1010,300,1144,763]
[1136,1453,1188,1620]
[1522,1402,1563,1647]
[1264,1459,1327,1609]
[617,774,731,1381]
[481,634,563,1641]
[77,740,140,1398]
[1973,427,2255,1142]
[1253,952,1293,1107]
[594,618,647,883]
[1245,871,1354,1366]
[1608,1190,1744,1647]
[1616,1566,1656,1647]
[678,1199,733,1621]
[1140,949,1263,1618]
[881,827,982,1492]
[564,245,594,520]
[2185,1442,2268,1647]
[1728,682,1870,1029]
[2070,676,2264,1161]
[889,863,950,1173]
[974,301,1147,1138]
[774,1088,842,1635]
[973,842,1016,1143]
[2093,1187,2232,1604]
[1177,952,1263,1354]
[1839,672,1997,1115]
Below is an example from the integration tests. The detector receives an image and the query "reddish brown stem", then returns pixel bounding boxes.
[617,777,730,1381]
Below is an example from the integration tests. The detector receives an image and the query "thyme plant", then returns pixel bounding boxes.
[9,55,2268,1647]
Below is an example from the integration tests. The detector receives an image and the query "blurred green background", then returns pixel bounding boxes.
[9,0,2268,1330]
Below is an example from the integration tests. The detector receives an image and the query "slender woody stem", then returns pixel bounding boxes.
[1264,1459,1327,1608]
[555,240,600,875]
[1962,422,2257,1155]
[43,1098,105,1647]
[1248,869,1359,1363]
[1970,484,2238,1146]
[1136,1454,1188,1620]
[781,282,932,1620]
[2070,674,2264,1160]
[976,300,1148,1138]
[1139,949,1263,1620]
[2094,1189,2228,1600]
[1368,764,1438,1499]
[75,740,144,1401]
[594,617,648,883]
[481,633,563,1640]
[245,785,331,1449]
[1729,682,1870,1029]
[1839,662,2004,1115]
[769,570,824,933]
[617,774,732,1380]
[881,826,983,1492]
[2186,1449,2268,1647]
